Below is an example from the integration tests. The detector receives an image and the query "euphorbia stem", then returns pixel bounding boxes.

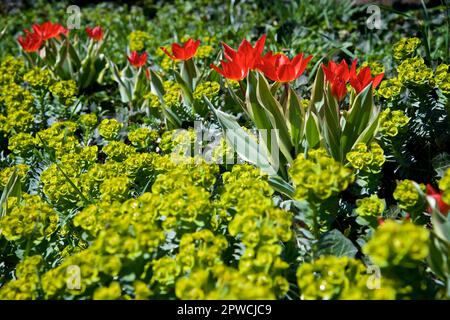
[40,90,46,129]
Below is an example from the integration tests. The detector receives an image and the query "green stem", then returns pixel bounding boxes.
[311,201,320,240]
[282,82,291,114]
[443,0,450,63]
[24,231,34,258]
[238,80,246,98]
[35,133,92,205]
[24,52,36,68]
[129,101,134,113]
[39,90,46,129]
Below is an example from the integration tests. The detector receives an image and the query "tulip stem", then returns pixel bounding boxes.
[24,52,35,68]
[238,80,246,98]
[282,82,290,112]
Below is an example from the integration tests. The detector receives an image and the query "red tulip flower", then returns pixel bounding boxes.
[18,30,43,52]
[222,34,266,70]
[322,60,351,101]
[258,51,313,83]
[210,34,266,81]
[127,51,148,68]
[32,22,68,41]
[426,184,450,215]
[210,55,250,81]
[86,26,103,41]
[349,60,384,94]
[161,38,200,61]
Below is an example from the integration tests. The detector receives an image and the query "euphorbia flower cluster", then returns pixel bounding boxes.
[322,59,384,101]
[18,21,68,53]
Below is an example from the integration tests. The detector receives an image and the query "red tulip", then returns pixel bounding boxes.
[322,60,351,101]
[18,30,43,53]
[349,60,384,94]
[127,51,148,68]
[32,22,68,41]
[258,51,313,83]
[210,55,249,81]
[426,184,450,215]
[223,34,266,70]
[210,34,266,81]
[161,38,200,61]
[86,26,103,41]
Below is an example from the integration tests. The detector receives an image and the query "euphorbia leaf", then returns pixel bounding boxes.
[317,229,358,258]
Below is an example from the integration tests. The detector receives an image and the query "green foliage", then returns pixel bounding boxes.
[0,0,449,301]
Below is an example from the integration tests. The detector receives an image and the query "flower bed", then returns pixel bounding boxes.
[0,0,449,300]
